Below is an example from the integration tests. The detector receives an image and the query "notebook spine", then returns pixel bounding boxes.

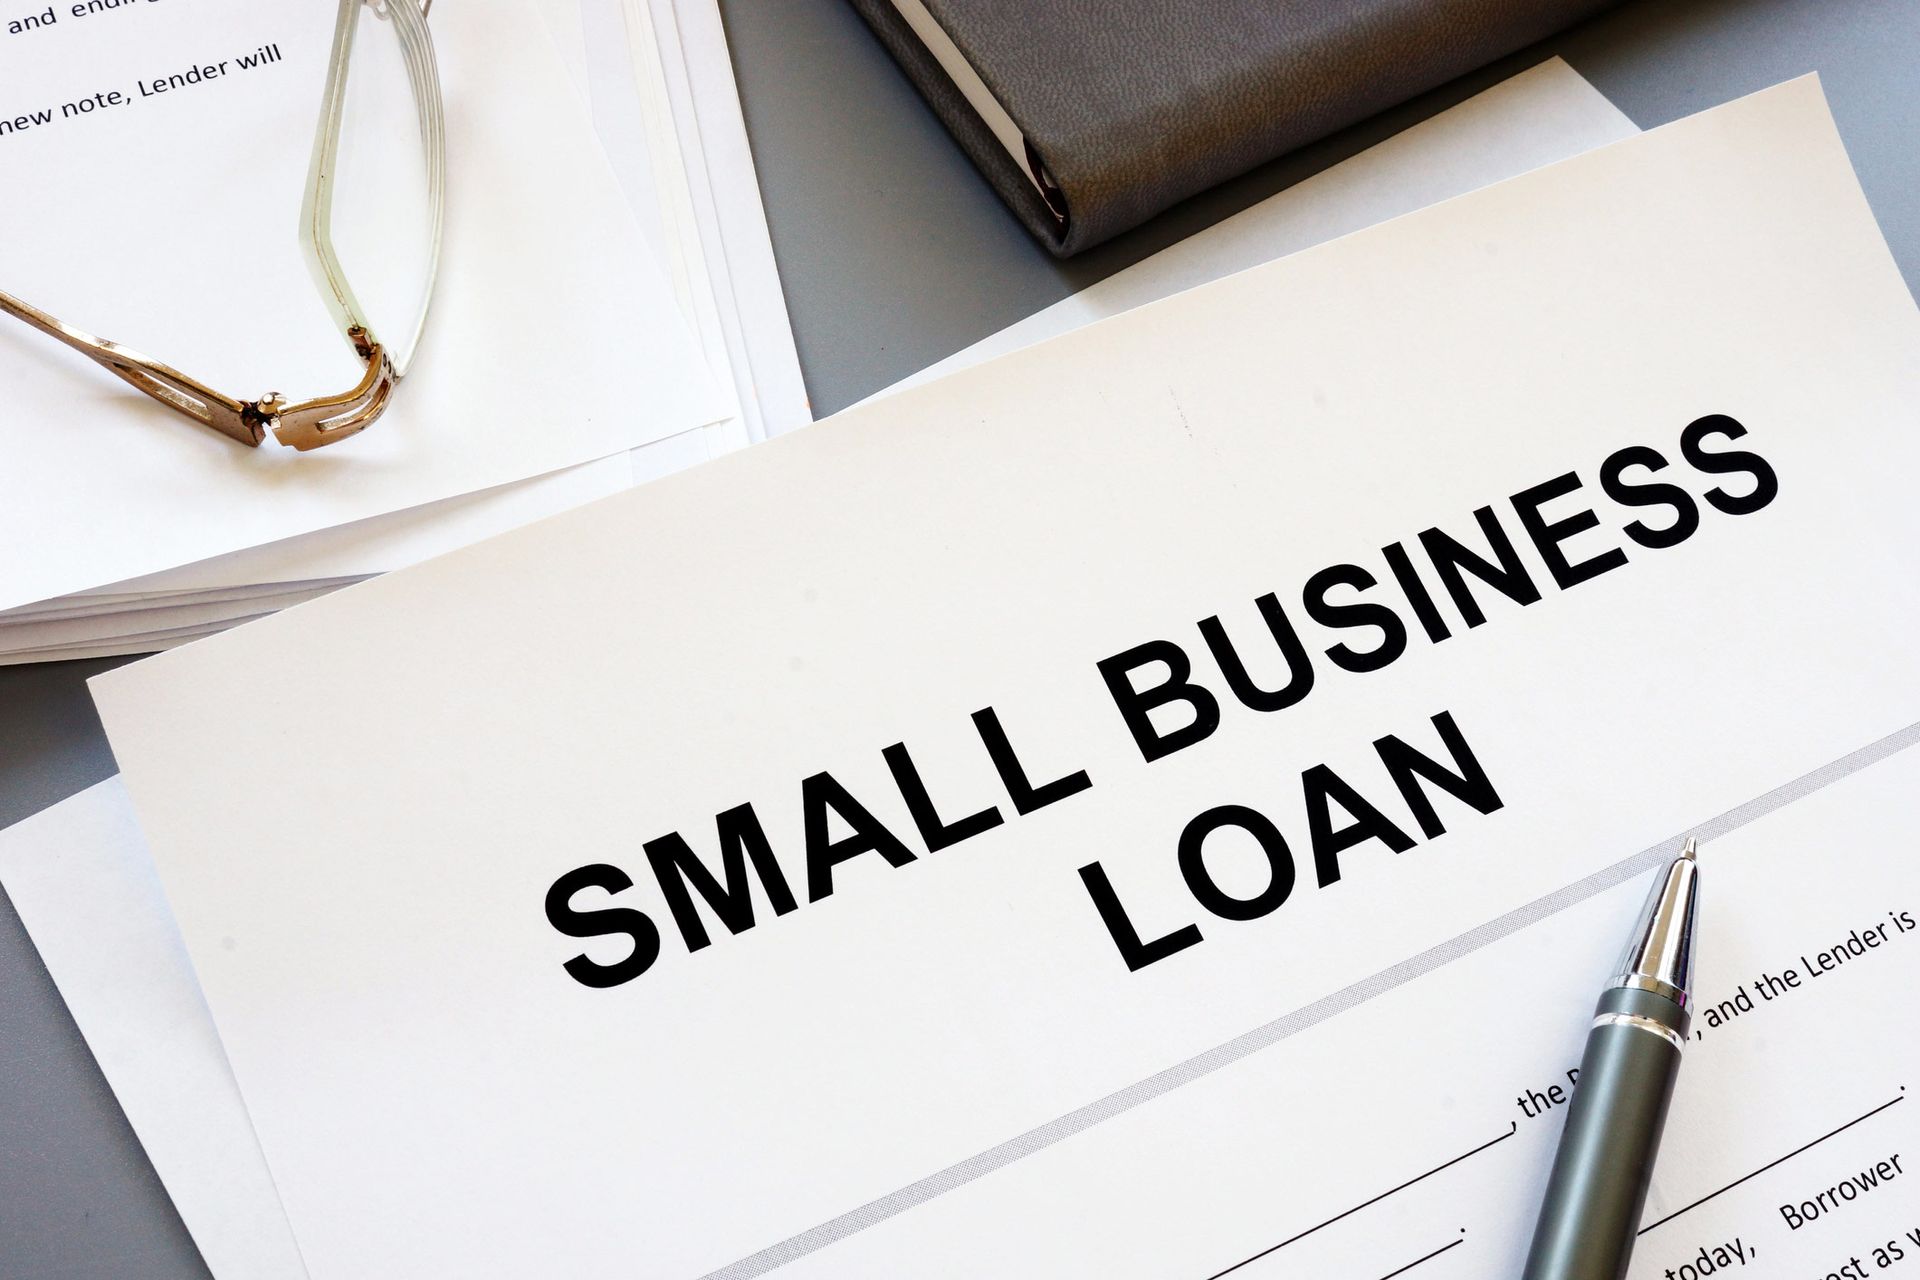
[848,0,1073,254]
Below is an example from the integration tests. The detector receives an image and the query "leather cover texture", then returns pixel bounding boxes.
[850,0,1619,257]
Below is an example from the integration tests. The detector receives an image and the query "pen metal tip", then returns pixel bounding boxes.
[1611,836,1701,1003]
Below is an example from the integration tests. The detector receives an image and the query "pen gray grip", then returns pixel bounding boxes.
[1521,988,1686,1280]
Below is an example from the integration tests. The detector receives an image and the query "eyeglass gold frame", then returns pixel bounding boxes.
[0,0,440,452]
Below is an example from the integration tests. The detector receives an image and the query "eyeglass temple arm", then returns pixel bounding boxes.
[0,286,266,445]
[0,287,393,451]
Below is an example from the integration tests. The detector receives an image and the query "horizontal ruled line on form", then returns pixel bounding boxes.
[1376,1237,1464,1280]
[1201,1128,1510,1280]
[1639,1087,1905,1234]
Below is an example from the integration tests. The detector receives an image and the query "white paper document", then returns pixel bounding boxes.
[0,781,309,1280]
[0,62,1646,1279]
[0,0,727,612]
[0,0,809,658]
[83,78,1920,1279]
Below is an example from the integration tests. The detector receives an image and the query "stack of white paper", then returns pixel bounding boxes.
[0,0,807,662]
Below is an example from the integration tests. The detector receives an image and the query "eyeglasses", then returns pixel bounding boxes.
[0,0,444,451]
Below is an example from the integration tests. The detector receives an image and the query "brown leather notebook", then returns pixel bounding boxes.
[850,0,1618,256]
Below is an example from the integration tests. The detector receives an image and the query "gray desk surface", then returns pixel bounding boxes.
[2,1,1915,1274]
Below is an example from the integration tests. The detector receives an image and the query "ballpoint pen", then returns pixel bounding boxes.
[1521,837,1700,1279]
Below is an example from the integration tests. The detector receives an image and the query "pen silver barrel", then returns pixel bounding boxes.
[1521,840,1699,1280]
